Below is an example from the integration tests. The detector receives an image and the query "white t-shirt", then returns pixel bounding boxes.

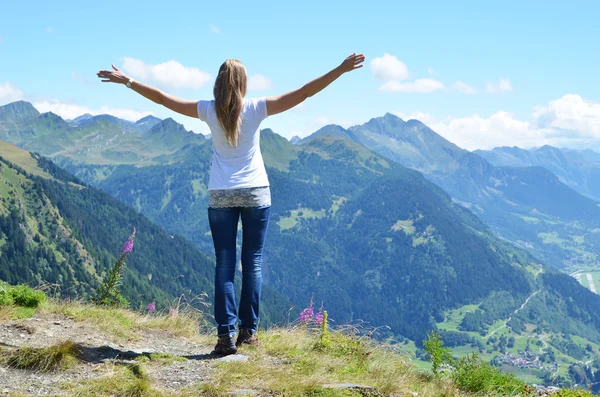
[197,98,269,190]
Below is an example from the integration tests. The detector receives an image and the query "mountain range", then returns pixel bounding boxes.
[474,145,600,201]
[298,114,600,269]
[4,101,600,388]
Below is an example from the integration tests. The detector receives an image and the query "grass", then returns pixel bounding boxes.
[204,326,451,396]
[60,364,160,397]
[1,283,599,395]
[0,341,80,372]
[45,300,211,342]
[278,208,327,231]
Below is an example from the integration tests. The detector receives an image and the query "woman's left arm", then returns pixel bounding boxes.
[97,64,198,119]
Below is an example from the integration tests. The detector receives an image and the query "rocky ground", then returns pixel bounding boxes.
[0,313,378,396]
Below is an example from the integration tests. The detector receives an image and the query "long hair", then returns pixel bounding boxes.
[213,59,247,147]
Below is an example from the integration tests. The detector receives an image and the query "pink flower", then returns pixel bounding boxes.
[146,301,156,312]
[298,296,315,324]
[121,227,137,254]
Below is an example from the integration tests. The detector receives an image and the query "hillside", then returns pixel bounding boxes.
[49,127,600,358]
[0,140,290,325]
[1,286,595,396]
[298,114,600,270]
[0,101,205,166]
[4,102,600,387]
[475,145,600,201]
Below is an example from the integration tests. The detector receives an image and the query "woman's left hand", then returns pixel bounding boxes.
[97,64,129,84]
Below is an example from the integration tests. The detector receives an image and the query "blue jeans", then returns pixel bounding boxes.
[208,205,271,336]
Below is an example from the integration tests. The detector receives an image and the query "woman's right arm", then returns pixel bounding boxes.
[266,53,365,117]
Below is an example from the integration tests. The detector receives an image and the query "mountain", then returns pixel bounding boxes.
[298,114,600,269]
[0,102,205,166]
[0,101,40,125]
[0,140,290,325]
[51,128,600,350]
[4,102,600,385]
[475,145,600,200]
[289,135,301,145]
[134,115,162,131]
[67,113,94,126]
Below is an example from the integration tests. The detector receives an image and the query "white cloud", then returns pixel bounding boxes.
[394,94,600,151]
[380,78,444,93]
[532,94,600,137]
[452,81,477,94]
[208,24,220,34]
[122,57,212,89]
[248,74,273,91]
[370,53,409,81]
[0,82,25,104]
[485,78,513,93]
[427,67,437,75]
[33,100,153,122]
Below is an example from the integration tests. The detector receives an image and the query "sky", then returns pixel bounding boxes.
[1,0,599,151]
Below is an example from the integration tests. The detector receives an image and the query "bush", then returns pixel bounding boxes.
[9,284,47,308]
[451,353,525,394]
[0,283,47,308]
[0,283,14,306]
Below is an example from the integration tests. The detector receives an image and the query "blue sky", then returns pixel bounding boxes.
[1,0,599,150]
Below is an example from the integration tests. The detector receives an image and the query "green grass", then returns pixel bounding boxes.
[0,141,54,179]
[538,232,567,245]
[0,341,80,372]
[278,208,327,231]
[391,219,416,234]
[437,304,480,332]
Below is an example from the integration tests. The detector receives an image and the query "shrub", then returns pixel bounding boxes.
[0,283,14,306]
[9,284,47,308]
[451,353,525,394]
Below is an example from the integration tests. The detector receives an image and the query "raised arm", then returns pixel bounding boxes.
[96,65,198,119]
[266,53,365,117]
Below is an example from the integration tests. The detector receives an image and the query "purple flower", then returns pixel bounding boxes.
[121,227,137,253]
[315,310,324,325]
[146,301,156,312]
[315,301,325,324]
[298,297,314,324]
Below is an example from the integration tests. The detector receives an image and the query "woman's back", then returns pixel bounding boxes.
[197,97,269,191]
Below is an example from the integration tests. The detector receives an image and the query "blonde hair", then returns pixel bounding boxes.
[213,59,247,147]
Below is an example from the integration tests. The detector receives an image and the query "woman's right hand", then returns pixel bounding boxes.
[339,53,366,73]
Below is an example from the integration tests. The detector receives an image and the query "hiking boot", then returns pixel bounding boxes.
[213,335,237,356]
[236,328,260,347]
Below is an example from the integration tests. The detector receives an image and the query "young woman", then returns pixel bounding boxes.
[97,52,365,355]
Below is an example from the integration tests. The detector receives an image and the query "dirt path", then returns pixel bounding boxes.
[0,313,230,396]
[486,290,541,338]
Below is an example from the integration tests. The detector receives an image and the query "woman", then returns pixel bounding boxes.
[97,52,365,355]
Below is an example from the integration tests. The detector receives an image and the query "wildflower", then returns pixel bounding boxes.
[315,301,324,324]
[95,227,137,307]
[298,296,314,324]
[169,308,179,317]
[122,227,136,253]
[146,301,156,312]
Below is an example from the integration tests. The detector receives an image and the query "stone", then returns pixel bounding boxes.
[218,354,249,362]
